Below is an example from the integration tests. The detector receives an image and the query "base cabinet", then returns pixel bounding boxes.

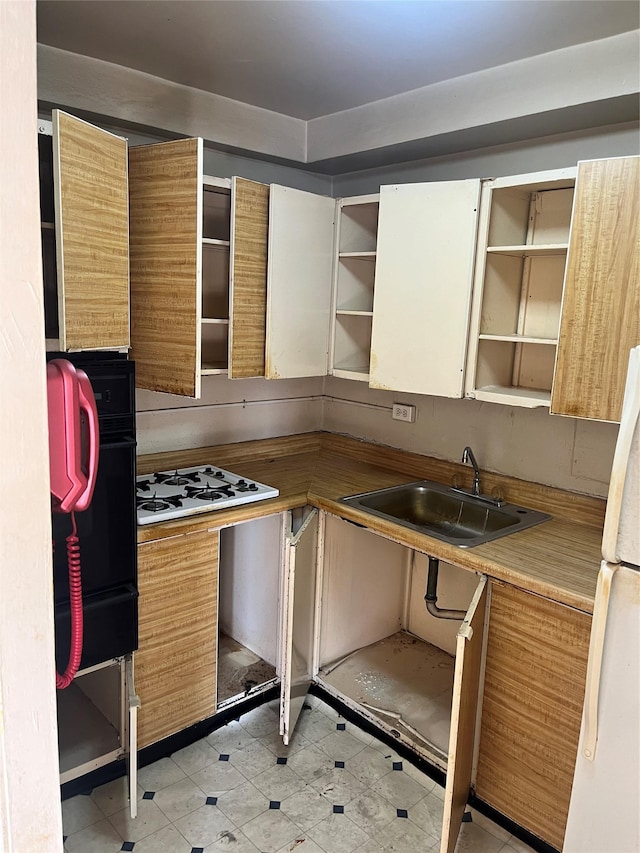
[57,656,139,817]
[136,529,219,748]
[475,581,591,851]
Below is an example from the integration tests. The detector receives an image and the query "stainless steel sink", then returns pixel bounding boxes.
[340,480,550,548]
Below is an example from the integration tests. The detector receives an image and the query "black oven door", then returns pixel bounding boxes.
[52,434,138,670]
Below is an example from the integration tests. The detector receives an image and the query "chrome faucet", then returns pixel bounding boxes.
[461,446,481,496]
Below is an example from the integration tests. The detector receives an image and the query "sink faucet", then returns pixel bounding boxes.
[461,446,481,496]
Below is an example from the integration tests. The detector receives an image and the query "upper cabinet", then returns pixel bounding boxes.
[39,110,130,352]
[330,195,380,380]
[265,186,336,379]
[369,180,480,397]
[128,138,269,397]
[465,168,576,408]
[551,156,640,422]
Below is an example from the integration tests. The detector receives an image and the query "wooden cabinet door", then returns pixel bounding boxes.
[551,156,640,422]
[129,138,203,397]
[229,177,270,378]
[475,582,591,851]
[280,509,319,744]
[53,110,129,351]
[440,576,488,853]
[136,529,218,748]
[265,186,335,378]
[369,179,480,397]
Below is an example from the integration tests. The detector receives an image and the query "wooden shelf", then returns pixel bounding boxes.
[336,309,374,318]
[474,385,551,408]
[201,362,228,375]
[201,317,229,325]
[339,251,376,260]
[332,365,370,382]
[487,243,568,256]
[479,334,557,345]
[202,238,230,247]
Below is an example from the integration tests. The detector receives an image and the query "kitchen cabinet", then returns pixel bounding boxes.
[136,513,291,748]
[369,179,480,397]
[136,528,219,747]
[329,194,380,380]
[314,513,488,853]
[38,111,130,352]
[269,179,480,392]
[465,168,576,408]
[475,581,591,851]
[551,155,640,422]
[57,656,139,817]
[128,138,269,397]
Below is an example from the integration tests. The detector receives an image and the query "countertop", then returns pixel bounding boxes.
[137,432,604,614]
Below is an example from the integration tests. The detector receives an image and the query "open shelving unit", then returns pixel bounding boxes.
[330,195,379,381]
[201,176,232,375]
[466,169,576,408]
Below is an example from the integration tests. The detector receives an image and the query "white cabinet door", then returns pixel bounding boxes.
[370,180,480,397]
[280,509,319,744]
[266,186,335,378]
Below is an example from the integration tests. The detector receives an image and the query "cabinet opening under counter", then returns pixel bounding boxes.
[316,514,485,772]
[217,515,282,707]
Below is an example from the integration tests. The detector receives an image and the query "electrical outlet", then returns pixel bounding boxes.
[392,402,416,423]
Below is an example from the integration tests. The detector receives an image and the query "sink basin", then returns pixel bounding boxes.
[340,480,550,548]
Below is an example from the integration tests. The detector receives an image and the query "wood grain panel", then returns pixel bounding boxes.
[136,529,218,748]
[441,578,487,853]
[54,111,129,351]
[475,582,591,850]
[552,157,640,422]
[129,138,202,397]
[229,178,269,378]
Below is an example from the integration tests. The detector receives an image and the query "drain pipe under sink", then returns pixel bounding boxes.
[424,556,467,620]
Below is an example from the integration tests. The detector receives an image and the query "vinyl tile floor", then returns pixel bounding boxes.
[62,696,538,853]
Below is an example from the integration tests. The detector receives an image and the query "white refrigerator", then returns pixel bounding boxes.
[563,346,640,853]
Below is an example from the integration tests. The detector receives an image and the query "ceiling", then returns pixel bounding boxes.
[36,0,640,121]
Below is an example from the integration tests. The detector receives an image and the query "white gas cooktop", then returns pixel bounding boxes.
[136,465,279,525]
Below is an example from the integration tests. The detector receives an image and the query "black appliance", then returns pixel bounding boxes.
[48,351,138,670]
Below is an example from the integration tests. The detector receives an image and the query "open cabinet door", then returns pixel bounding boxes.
[129,138,203,397]
[265,186,335,378]
[441,575,488,853]
[370,180,480,397]
[53,110,129,351]
[280,509,319,744]
[229,177,270,378]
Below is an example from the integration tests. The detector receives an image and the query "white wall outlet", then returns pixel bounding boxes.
[392,402,416,423]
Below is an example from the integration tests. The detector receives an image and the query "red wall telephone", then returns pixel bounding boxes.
[47,359,100,688]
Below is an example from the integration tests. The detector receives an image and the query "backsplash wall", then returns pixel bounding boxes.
[323,376,618,498]
[136,372,617,498]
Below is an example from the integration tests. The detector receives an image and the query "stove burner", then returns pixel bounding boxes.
[137,479,153,492]
[185,484,235,500]
[154,470,201,486]
[137,494,183,511]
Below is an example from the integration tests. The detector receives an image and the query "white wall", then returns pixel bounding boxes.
[323,378,617,498]
[0,2,63,850]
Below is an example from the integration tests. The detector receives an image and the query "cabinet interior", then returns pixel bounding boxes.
[201,180,232,375]
[317,515,480,768]
[468,175,575,408]
[57,659,126,783]
[331,196,379,382]
[217,515,281,707]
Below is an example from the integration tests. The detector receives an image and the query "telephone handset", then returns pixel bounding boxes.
[47,359,100,688]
